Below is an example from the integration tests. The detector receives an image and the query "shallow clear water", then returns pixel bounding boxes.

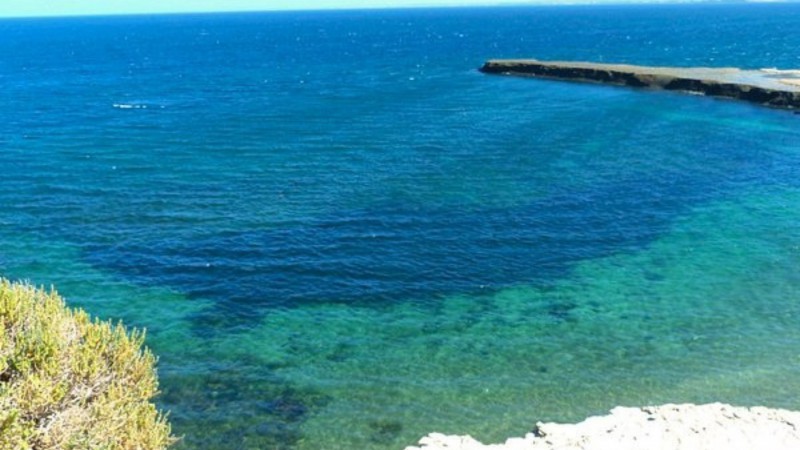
[1,4,800,449]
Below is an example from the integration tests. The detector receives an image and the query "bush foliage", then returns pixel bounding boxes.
[0,279,174,449]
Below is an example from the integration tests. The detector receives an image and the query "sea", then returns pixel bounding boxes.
[1,4,800,449]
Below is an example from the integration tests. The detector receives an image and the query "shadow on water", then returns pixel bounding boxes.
[82,172,706,334]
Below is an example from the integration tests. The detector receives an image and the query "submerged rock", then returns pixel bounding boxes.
[406,403,800,450]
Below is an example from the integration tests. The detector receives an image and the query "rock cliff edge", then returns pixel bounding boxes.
[406,403,800,450]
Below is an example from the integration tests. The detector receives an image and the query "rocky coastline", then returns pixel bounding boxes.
[480,59,800,110]
[405,403,800,450]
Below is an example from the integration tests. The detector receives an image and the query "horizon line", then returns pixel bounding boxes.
[0,0,792,20]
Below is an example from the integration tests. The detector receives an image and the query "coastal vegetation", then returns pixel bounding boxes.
[0,279,174,449]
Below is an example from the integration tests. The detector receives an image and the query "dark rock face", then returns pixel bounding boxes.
[480,59,800,110]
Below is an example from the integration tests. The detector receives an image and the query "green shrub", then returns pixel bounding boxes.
[0,279,175,450]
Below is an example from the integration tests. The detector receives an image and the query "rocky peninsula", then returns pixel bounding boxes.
[406,403,800,450]
[480,59,800,110]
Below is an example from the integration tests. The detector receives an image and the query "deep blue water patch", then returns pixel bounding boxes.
[80,166,764,333]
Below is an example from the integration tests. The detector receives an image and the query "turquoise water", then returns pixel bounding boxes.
[2,4,800,449]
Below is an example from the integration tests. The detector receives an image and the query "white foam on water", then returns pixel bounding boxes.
[113,103,148,109]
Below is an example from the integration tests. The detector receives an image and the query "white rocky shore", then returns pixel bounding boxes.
[405,403,800,450]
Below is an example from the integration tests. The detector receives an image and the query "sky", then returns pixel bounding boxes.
[0,0,570,18]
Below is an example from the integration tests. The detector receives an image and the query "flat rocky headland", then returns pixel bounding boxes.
[480,59,800,110]
[406,403,800,450]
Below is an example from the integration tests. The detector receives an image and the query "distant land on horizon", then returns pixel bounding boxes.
[0,0,797,19]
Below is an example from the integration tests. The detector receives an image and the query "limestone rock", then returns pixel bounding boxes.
[406,403,800,450]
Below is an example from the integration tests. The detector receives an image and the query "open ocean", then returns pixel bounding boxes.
[2,4,800,449]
